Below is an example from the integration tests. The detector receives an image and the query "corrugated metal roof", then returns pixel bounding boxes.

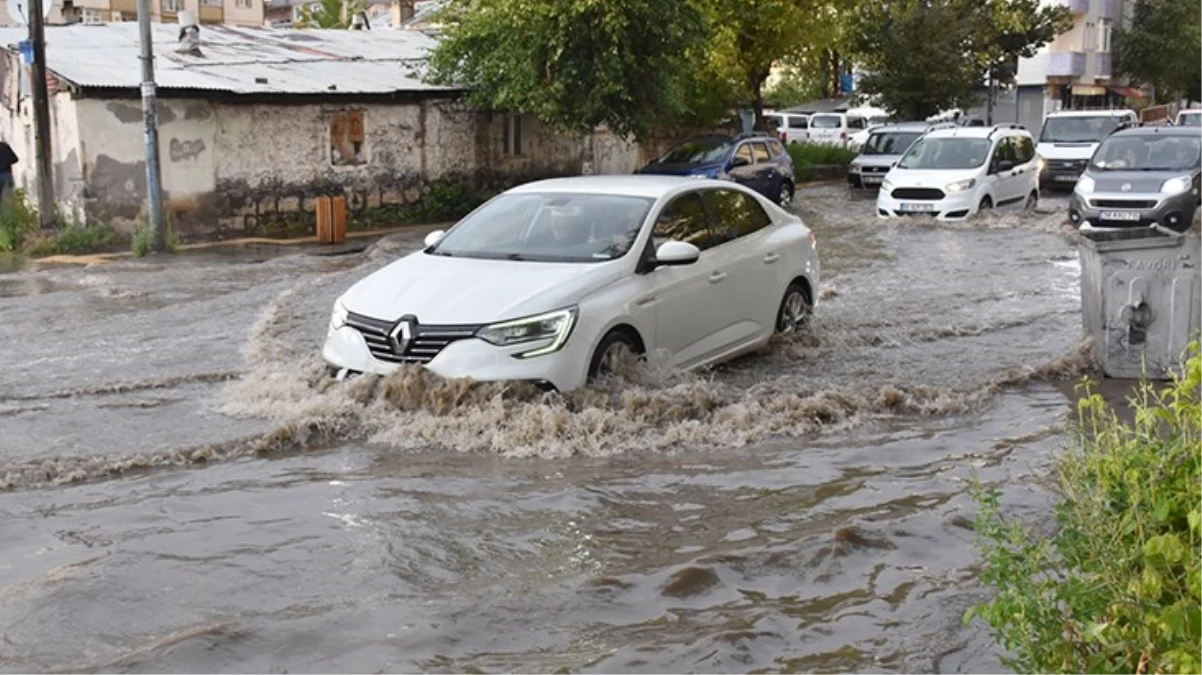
[0,23,463,95]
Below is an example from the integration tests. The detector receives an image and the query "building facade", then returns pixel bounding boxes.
[0,0,265,26]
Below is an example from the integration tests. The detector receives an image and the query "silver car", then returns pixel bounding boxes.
[847,122,952,189]
[1069,126,1201,233]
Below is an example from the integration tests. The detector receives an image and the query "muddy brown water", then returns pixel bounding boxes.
[1,185,1100,672]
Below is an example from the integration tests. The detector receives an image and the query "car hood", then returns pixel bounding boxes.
[1087,170,1179,193]
[1037,142,1097,161]
[854,155,900,168]
[341,252,625,325]
[637,161,722,176]
[886,167,978,187]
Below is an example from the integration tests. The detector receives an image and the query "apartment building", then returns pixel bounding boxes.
[1015,0,1143,112]
[0,0,265,26]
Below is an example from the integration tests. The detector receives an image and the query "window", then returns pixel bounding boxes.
[702,189,771,242]
[162,0,181,11]
[810,114,842,129]
[237,0,253,8]
[82,7,103,22]
[767,140,785,157]
[788,117,808,129]
[1083,21,1096,51]
[200,0,222,6]
[991,137,1017,170]
[898,137,992,169]
[848,116,866,130]
[750,142,770,163]
[330,110,365,165]
[861,131,921,155]
[652,193,718,251]
[659,136,735,164]
[1099,18,1112,52]
[1015,136,1036,163]
[502,114,523,157]
[733,143,754,165]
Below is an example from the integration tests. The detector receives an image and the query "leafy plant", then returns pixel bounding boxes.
[131,214,179,257]
[47,213,116,255]
[788,142,858,170]
[968,341,1202,674]
[1114,0,1202,104]
[0,188,38,252]
[296,0,365,28]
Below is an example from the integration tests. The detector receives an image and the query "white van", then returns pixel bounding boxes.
[1036,109,1137,189]
[765,112,810,145]
[1176,109,1202,127]
[808,112,871,148]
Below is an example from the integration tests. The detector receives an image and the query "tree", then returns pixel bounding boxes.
[1115,0,1202,104]
[848,0,981,121]
[968,0,1072,123]
[424,0,711,140]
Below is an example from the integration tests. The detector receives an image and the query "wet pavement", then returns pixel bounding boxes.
[1,184,1100,672]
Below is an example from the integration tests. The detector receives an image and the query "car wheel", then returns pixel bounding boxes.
[978,196,993,212]
[778,181,795,207]
[588,328,641,381]
[1024,190,1038,210]
[775,281,812,333]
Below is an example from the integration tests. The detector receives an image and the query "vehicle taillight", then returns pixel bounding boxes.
[841,131,847,141]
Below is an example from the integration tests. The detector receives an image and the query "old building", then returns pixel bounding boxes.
[0,23,656,236]
[0,0,267,27]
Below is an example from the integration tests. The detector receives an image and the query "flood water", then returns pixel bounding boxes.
[1,185,1097,672]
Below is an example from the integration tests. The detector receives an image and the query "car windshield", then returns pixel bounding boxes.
[810,115,842,129]
[897,137,992,170]
[861,131,921,156]
[1179,113,1202,127]
[1039,116,1124,143]
[1090,135,1202,171]
[427,192,654,263]
[657,137,734,164]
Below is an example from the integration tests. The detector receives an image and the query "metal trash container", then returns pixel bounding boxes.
[1078,227,1201,380]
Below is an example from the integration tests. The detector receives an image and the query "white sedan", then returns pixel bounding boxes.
[322,175,821,392]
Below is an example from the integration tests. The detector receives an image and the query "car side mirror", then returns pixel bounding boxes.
[730,156,751,169]
[424,229,446,248]
[996,160,1015,173]
[651,240,700,268]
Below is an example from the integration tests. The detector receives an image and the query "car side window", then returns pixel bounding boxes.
[751,142,771,163]
[767,140,785,157]
[652,192,718,251]
[1016,136,1035,163]
[992,137,1016,168]
[848,116,866,130]
[734,143,754,165]
[789,117,808,129]
[702,189,772,243]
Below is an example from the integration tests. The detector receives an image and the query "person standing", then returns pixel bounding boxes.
[0,139,18,203]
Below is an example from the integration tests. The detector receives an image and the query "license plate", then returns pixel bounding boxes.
[1054,175,1078,182]
[1100,210,1141,221]
[898,202,936,212]
[862,175,882,184]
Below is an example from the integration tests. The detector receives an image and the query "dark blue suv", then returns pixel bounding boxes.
[635,132,797,206]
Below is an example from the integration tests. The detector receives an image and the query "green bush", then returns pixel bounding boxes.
[968,341,1201,674]
[787,142,859,169]
[131,215,180,257]
[48,213,116,255]
[350,180,485,231]
[0,189,38,252]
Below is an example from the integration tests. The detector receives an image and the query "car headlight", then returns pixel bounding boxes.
[476,307,578,358]
[330,299,349,329]
[1036,156,1046,173]
[881,178,893,192]
[1075,175,1096,194]
[1161,176,1192,195]
[946,178,976,193]
[849,163,862,173]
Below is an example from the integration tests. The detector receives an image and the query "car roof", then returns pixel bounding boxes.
[1045,109,1135,118]
[925,125,1029,140]
[506,175,731,199]
[1109,125,1202,139]
[871,122,932,133]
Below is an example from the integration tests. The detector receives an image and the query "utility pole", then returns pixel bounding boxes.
[136,0,166,252]
[27,0,54,230]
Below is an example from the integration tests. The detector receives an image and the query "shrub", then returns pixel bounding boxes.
[131,214,180,257]
[968,341,1201,674]
[47,213,116,255]
[0,189,38,252]
[787,142,859,169]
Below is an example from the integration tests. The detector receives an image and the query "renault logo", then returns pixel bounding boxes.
[389,318,414,355]
[1121,183,1132,192]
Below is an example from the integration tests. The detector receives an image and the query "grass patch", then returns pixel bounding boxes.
[968,341,1201,674]
[0,189,38,252]
[787,143,859,183]
[131,213,180,257]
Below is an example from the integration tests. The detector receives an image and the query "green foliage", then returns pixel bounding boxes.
[131,214,180,257]
[296,0,362,28]
[968,341,1202,674]
[351,180,485,231]
[46,213,116,255]
[969,0,1073,86]
[764,65,827,110]
[425,0,711,140]
[0,188,37,252]
[1115,0,1202,104]
[787,142,858,169]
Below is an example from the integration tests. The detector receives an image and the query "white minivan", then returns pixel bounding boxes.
[1036,109,1137,189]
[765,112,810,145]
[808,112,869,148]
[877,124,1040,220]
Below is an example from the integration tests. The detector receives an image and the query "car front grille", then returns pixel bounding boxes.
[891,187,946,200]
[861,165,891,174]
[346,312,481,365]
[1091,199,1158,209]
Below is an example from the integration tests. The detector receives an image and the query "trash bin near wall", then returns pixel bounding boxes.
[1078,227,1201,380]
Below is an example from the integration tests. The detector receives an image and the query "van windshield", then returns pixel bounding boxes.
[897,137,992,170]
[861,131,921,156]
[1090,136,1201,171]
[810,115,842,129]
[1039,116,1125,143]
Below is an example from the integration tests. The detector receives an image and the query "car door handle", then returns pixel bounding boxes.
[709,271,727,284]
[636,295,656,307]
[763,252,780,264]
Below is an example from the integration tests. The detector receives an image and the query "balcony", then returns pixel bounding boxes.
[1047,51,1087,77]
[110,0,137,13]
[1097,0,1118,19]
[198,3,224,22]
[1049,0,1088,13]
[1088,52,1113,79]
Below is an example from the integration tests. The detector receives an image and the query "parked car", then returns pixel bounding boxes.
[1068,125,1201,233]
[322,175,821,393]
[1036,109,1138,190]
[807,112,871,148]
[635,133,796,206]
[1176,109,1202,127]
[876,124,1040,220]
[765,111,810,145]
[848,122,950,189]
